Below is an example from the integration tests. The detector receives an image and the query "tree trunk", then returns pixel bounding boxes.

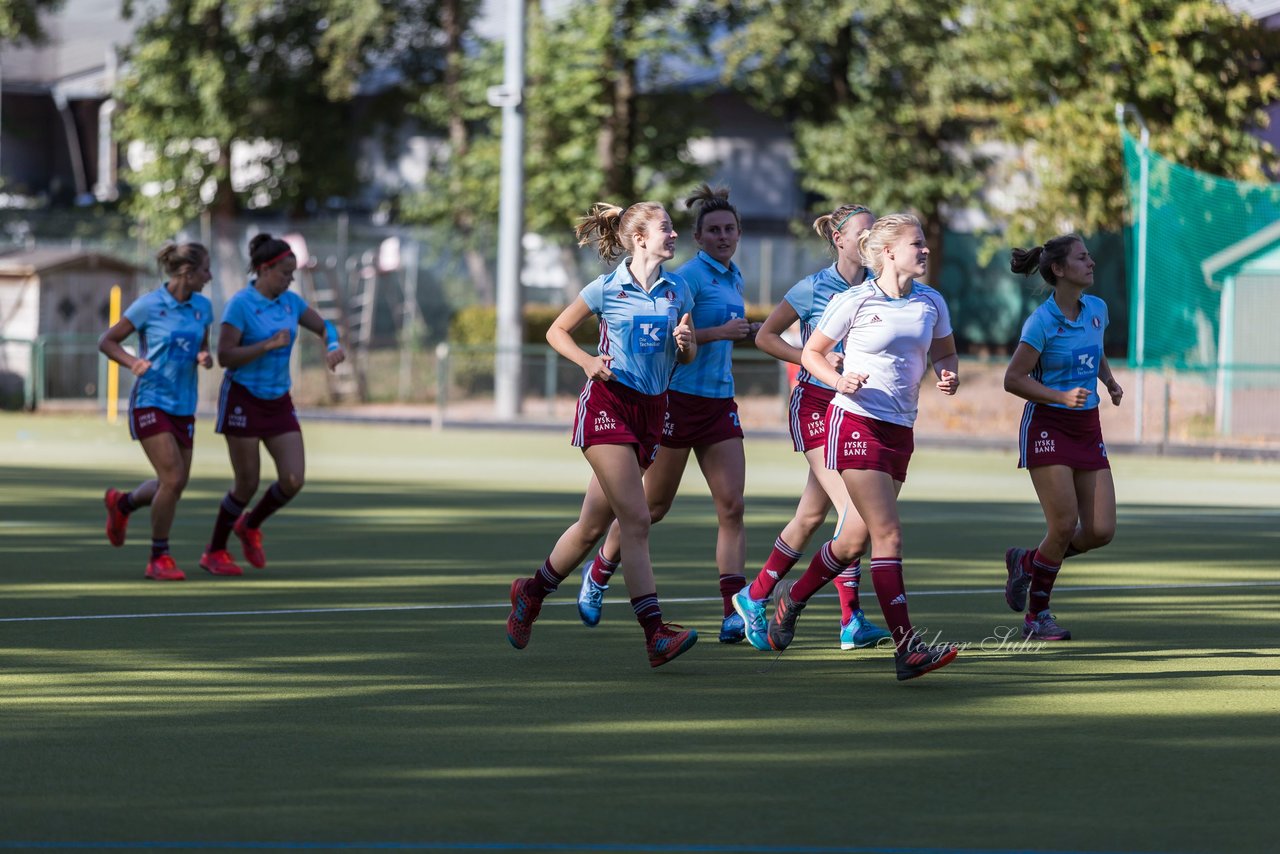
[465,248,495,306]
[597,0,636,200]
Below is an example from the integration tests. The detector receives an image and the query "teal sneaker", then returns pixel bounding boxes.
[839,609,894,650]
[732,589,770,651]
[577,567,607,627]
[718,612,746,644]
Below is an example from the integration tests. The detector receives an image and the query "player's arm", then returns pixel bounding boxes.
[1004,342,1088,408]
[930,333,960,395]
[1098,354,1124,406]
[99,318,150,376]
[218,322,288,369]
[675,312,696,364]
[803,330,867,395]
[547,297,613,381]
[697,314,751,344]
[754,301,802,364]
[300,307,345,370]
[197,328,213,369]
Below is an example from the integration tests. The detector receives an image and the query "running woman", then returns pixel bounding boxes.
[576,185,758,644]
[505,201,700,668]
[1002,235,1123,641]
[200,233,345,577]
[732,204,892,652]
[100,242,214,581]
[746,213,961,681]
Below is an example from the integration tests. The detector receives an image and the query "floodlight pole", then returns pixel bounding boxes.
[1116,103,1149,443]
[490,0,527,419]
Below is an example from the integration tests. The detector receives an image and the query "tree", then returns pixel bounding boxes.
[114,0,423,300]
[712,0,988,284]
[961,0,1280,243]
[0,0,63,44]
[402,0,707,303]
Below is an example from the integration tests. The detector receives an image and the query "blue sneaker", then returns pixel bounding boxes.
[732,589,770,651]
[839,609,894,650]
[718,612,746,644]
[577,568,607,627]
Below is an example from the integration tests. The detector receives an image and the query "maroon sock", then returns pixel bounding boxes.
[150,538,170,560]
[630,593,663,642]
[1027,549,1062,614]
[528,559,564,600]
[718,573,746,617]
[118,491,138,515]
[748,536,803,600]
[870,557,913,651]
[588,552,620,586]
[245,482,293,529]
[835,560,862,623]
[208,492,247,552]
[789,541,849,603]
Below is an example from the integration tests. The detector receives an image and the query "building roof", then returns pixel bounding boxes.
[0,248,144,277]
[1200,220,1280,288]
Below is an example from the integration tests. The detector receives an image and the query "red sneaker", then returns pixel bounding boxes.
[104,488,129,547]
[506,578,543,650]
[199,549,244,577]
[145,554,186,581]
[233,516,266,568]
[647,623,698,668]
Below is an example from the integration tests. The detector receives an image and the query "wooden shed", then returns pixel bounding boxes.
[0,248,144,406]
[1200,222,1280,439]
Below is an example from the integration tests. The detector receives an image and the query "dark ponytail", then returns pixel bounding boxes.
[1011,234,1081,286]
[684,183,739,233]
[248,233,294,273]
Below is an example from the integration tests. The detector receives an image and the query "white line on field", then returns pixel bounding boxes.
[0,580,1277,624]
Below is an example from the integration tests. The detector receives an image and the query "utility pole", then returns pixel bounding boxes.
[490,0,527,418]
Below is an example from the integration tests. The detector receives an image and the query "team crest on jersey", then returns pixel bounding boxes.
[665,289,676,302]
[1092,317,1101,328]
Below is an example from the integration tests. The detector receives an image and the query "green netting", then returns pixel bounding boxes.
[1121,127,1280,370]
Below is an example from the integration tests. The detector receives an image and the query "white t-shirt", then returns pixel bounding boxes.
[815,279,953,427]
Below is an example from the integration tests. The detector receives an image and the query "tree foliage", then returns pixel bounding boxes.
[712,0,987,282]
[115,0,424,241]
[402,0,707,254]
[946,0,1280,242]
[0,0,63,44]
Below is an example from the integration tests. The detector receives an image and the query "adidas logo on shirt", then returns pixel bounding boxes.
[616,291,628,299]
[869,314,883,323]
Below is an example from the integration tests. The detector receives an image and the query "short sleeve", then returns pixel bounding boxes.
[929,290,953,339]
[1019,310,1046,353]
[579,275,606,315]
[783,279,812,319]
[123,293,152,330]
[221,293,247,330]
[814,292,855,343]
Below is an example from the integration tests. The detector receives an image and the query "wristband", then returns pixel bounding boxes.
[323,320,340,353]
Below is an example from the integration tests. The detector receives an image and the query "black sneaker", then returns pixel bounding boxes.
[766,582,806,651]
[894,639,958,681]
[1004,547,1031,612]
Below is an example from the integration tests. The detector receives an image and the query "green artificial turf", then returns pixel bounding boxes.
[1,413,1276,854]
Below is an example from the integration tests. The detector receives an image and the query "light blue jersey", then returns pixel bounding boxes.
[668,251,744,399]
[123,285,213,417]
[579,259,694,397]
[221,285,310,400]
[784,264,869,390]
[1019,294,1109,410]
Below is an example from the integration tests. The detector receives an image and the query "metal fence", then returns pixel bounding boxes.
[9,334,1277,452]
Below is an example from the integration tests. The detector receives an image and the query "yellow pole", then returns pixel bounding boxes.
[106,285,121,424]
